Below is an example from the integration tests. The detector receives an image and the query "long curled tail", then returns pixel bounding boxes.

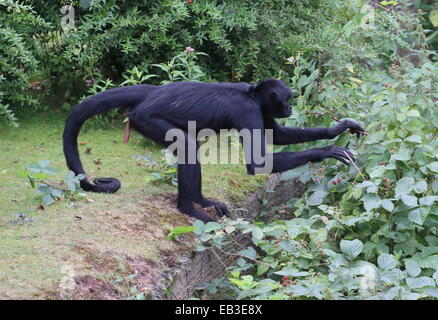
[63,84,155,193]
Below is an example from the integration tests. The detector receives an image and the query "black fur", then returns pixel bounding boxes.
[63,79,364,222]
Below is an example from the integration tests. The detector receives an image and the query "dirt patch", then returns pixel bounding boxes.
[73,246,120,273]
[73,275,120,300]
[68,243,178,299]
[124,256,160,296]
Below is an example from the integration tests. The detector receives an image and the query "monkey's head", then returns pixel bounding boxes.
[254,78,295,118]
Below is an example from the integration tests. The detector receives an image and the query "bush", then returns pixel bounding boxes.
[0,0,50,126]
[0,0,352,126]
[189,3,438,300]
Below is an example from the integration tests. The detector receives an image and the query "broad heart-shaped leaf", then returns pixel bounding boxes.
[419,196,438,206]
[423,287,438,298]
[395,177,415,199]
[379,270,402,285]
[42,194,54,205]
[204,222,222,233]
[406,277,436,289]
[391,148,411,161]
[428,162,438,173]
[274,267,309,277]
[377,253,398,270]
[408,209,423,225]
[279,165,308,181]
[367,166,385,179]
[413,180,427,194]
[340,239,363,260]
[362,193,381,212]
[405,260,421,278]
[418,255,438,270]
[192,220,205,235]
[401,194,418,207]
[26,164,42,173]
[405,135,423,143]
[38,160,51,168]
[307,190,327,206]
[381,199,394,212]
[51,188,63,198]
[42,166,58,175]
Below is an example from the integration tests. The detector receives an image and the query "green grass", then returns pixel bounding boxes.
[0,112,266,299]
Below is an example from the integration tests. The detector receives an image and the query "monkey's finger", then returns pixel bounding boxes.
[341,150,356,163]
[336,148,355,162]
[333,155,350,165]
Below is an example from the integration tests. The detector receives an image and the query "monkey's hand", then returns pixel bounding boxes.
[323,145,355,165]
[338,119,366,139]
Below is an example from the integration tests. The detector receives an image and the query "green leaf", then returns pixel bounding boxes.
[309,228,328,244]
[406,109,420,118]
[401,194,417,207]
[391,148,411,161]
[413,180,427,194]
[423,287,438,298]
[405,260,421,278]
[380,270,402,285]
[368,166,385,179]
[193,220,205,235]
[405,135,422,143]
[429,9,438,27]
[428,162,438,173]
[419,196,438,206]
[395,177,415,198]
[307,190,327,206]
[51,188,63,198]
[42,166,58,175]
[27,175,35,188]
[406,277,435,289]
[26,164,42,173]
[274,267,309,277]
[418,255,438,270]
[408,209,423,225]
[204,222,222,233]
[42,194,54,205]
[38,160,51,168]
[257,264,269,276]
[381,199,394,212]
[167,225,196,240]
[362,193,381,212]
[335,132,350,147]
[377,253,397,270]
[340,239,363,260]
[238,247,257,259]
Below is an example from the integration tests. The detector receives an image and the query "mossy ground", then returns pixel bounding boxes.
[0,112,265,299]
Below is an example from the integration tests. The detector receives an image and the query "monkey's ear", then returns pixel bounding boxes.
[270,91,279,102]
[253,79,269,92]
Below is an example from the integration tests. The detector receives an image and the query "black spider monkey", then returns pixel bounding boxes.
[63,79,365,222]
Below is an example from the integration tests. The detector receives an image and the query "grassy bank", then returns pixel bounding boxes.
[0,112,265,299]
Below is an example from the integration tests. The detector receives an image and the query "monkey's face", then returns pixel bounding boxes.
[256,78,295,118]
[270,87,294,118]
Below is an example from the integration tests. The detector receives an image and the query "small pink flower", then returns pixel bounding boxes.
[185,46,195,52]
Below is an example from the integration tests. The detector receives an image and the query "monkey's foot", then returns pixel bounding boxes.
[196,199,232,218]
[178,204,215,222]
